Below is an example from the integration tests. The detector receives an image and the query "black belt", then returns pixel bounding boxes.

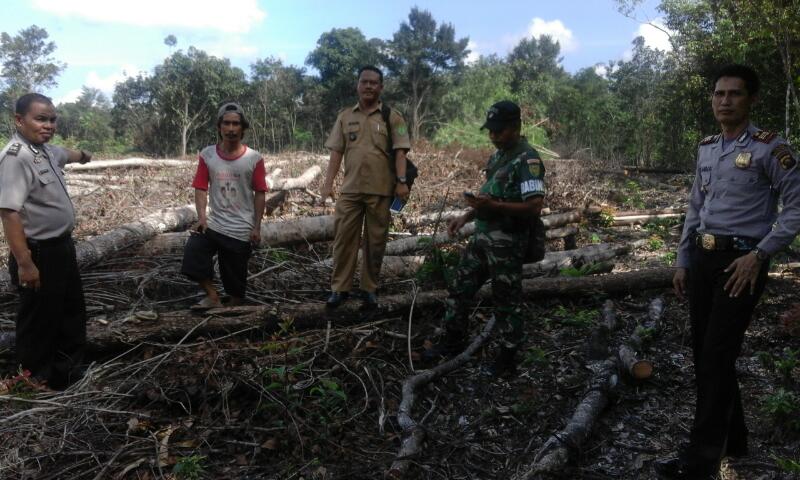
[27,232,72,247]
[692,232,758,251]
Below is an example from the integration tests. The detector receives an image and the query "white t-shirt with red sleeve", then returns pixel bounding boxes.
[192,144,268,241]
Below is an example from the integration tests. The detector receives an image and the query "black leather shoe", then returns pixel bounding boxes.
[653,456,717,479]
[326,291,349,308]
[361,291,378,311]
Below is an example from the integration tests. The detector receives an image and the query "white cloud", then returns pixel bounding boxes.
[637,20,673,51]
[528,18,578,53]
[54,65,140,105]
[55,89,82,105]
[86,65,139,93]
[594,64,608,78]
[32,0,266,33]
[466,40,480,65]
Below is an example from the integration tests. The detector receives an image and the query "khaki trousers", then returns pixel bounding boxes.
[331,193,392,293]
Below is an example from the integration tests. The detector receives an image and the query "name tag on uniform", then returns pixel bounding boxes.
[734,152,751,168]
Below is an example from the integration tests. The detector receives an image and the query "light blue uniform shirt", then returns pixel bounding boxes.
[677,123,800,268]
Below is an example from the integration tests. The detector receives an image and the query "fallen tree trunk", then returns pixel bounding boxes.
[138,215,337,256]
[522,242,635,277]
[0,268,676,354]
[613,207,686,217]
[387,315,497,479]
[0,205,197,290]
[612,213,684,226]
[586,300,618,360]
[385,211,581,256]
[268,165,321,190]
[524,359,618,476]
[546,225,579,240]
[617,297,665,381]
[65,158,192,171]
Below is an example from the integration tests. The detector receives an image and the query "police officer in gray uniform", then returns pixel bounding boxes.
[655,65,800,479]
[0,93,92,390]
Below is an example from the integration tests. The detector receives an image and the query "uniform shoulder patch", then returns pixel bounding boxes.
[772,144,797,170]
[752,130,777,144]
[699,134,719,146]
[6,143,21,156]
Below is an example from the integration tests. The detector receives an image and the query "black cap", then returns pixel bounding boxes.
[480,100,521,131]
[218,102,246,123]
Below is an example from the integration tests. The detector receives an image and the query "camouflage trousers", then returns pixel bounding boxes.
[444,229,527,350]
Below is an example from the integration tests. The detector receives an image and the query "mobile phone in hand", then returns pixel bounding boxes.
[390,196,405,214]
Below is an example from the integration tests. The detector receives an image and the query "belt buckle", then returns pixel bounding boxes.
[701,234,715,250]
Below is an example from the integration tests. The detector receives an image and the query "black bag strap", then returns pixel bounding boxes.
[381,104,394,152]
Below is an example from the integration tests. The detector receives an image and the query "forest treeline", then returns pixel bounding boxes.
[0,0,798,170]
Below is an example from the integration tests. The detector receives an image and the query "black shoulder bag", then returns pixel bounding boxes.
[381,104,418,189]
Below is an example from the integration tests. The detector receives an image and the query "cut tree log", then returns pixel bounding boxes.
[523,359,618,476]
[617,297,665,381]
[0,205,198,290]
[268,165,321,190]
[612,213,684,226]
[280,241,625,284]
[385,211,582,256]
[387,315,497,479]
[586,300,618,360]
[64,158,192,171]
[0,268,674,354]
[137,215,337,256]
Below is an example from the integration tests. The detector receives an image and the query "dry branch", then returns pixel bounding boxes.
[523,359,618,476]
[387,315,497,479]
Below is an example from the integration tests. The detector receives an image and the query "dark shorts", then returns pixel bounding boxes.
[181,228,252,298]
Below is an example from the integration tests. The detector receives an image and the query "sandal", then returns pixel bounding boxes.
[190,297,223,311]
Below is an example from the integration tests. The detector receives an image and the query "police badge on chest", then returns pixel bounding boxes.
[734,152,751,168]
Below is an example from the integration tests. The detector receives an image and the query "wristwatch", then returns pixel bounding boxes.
[751,247,769,262]
[396,176,407,184]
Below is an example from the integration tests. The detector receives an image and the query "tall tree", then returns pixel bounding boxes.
[0,25,64,134]
[386,7,469,139]
[305,28,383,128]
[247,57,307,151]
[151,47,247,156]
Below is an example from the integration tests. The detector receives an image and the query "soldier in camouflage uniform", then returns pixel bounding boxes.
[426,101,545,376]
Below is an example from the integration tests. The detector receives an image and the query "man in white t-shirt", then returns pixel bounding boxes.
[181,102,268,309]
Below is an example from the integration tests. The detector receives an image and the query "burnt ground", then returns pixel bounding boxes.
[0,146,798,480]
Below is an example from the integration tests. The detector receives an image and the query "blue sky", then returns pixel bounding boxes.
[1,0,670,105]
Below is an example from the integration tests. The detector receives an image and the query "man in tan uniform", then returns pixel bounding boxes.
[320,65,411,309]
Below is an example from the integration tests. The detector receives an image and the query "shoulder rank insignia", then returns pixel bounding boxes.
[699,134,719,146]
[6,143,21,156]
[752,130,777,144]
[772,144,797,170]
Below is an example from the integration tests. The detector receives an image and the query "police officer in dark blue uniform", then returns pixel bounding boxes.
[655,65,800,479]
[0,93,92,390]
